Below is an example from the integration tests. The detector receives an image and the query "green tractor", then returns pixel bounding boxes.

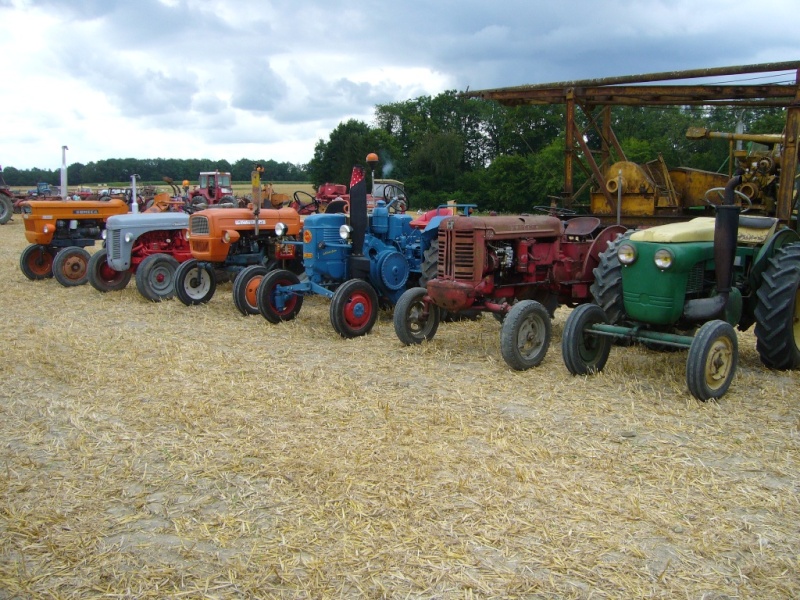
[562,175,800,401]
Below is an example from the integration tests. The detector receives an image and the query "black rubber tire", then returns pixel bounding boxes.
[257,269,303,323]
[393,287,441,345]
[499,300,551,370]
[754,242,800,369]
[52,246,91,287]
[88,249,132,292]
[590,234,627,325]
[174,259,216,305]
[20,244,55,280]
[562,303,612,375]
[136,254,180,302]
[686,320,738,401]
[330,279,379,338]
[232,265,270,316]
[0,195,12,224]
[419,239,439,287]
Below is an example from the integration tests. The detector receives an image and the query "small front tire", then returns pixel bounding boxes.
[257,269,303,323]
[20,244,55,280]
[232,265,270,316]
[562,303,612,375]
[500,300,551,370]
[174,259,216,305]
[136,254,181,302]
[393,287,441,345]
[88,249,132,292]
[330,279,379,338]
[686,320,737,401]
[52,246,91,287]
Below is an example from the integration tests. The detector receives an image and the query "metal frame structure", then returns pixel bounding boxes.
[465,61,800,225]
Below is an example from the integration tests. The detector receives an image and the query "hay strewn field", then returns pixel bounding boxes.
[1,215,798,598]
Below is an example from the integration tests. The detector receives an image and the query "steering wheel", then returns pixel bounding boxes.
[382,184,408,213]
[292,190,321,214]
[532,205,577,217]
[703,187,752,214]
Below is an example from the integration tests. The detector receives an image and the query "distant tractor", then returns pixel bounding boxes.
[393,209,626,369]
[257,164,465,338]
[0,164,16,225]
[562,175,800,401]
[19,198,129,286]
[189,171,236,207]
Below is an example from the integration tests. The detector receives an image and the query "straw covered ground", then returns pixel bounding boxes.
[0,216,798,599]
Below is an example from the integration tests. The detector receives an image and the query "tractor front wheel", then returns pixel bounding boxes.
[20,244,55,280]
[174,259,216,305]
[136,253,180,302]
[257,269,303,323]
[233,265,270,316]
[686,320,738,402]
[52,246,91,287]
[88,249,132,292]
[562,303,612,375]
[754,242,800,369]
[393,287,441,345]
[330,279,379,338]
[0,195,12,224]
[500,300,551,370]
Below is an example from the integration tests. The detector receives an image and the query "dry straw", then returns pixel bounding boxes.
[0,216,798,598]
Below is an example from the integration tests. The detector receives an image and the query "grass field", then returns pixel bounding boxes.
[0,215,799,598]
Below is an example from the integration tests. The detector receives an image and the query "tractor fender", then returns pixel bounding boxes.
[422,214,450,234]
[579,225,628,280]
[749,227,800,290]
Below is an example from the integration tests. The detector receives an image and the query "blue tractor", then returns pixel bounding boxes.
[256,164,468,337]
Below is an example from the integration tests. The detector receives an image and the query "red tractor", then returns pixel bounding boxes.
[189,171,237,207]
[393,210,626,369]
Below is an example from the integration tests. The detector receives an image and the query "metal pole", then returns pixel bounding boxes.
[617,169,622,225]
[61,145,68,200]
[131,174,139,213]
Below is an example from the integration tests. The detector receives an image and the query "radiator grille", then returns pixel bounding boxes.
[190,215,209,235]
[108,230,121,260]
[439,229,476,279]
[686,262,705,294]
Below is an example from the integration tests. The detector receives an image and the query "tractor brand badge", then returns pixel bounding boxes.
[447,220,454,230]
[73,209,99,214]
[303,230,313,243]
[303,252,313,259]
[234,219,267,225]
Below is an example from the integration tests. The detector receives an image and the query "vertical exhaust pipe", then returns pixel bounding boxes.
[348,164,370,279]
[683,174,743,321]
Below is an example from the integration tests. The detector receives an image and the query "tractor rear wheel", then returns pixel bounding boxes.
[20,244,55,280]
[393,287,441,345]
[136,253,180,302]
[330,279,379,338]
[174,259,216,305]
[233,265,270,316]
[257,269,303,323]
[754,242,800,369]
[88,249,132,292]
[590,234,627,325]
[500,300,551,370]
[686,320,737,401]
[52,246,91,287]
[562,303,612,375]
[419,240,439,287]
[0,195,12,224]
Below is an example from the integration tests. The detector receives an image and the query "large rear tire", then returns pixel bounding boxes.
[0,195,12,224]
[232,265,270,316]
[590,235,626,325]
[754,242,800,369]
[136,254,180,302]
[562,303,612,375]
[499,300,551,370]
[52,246,91,287]
[330,279,379,338]
[257,269,303,323]
[686,320,737,401]
[174,259,216,305]
[393,287,441,345]
[20,244,55,280]
[88,249,132,292]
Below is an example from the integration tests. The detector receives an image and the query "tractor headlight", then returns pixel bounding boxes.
[339,224,353,240]
[124,232,134,243]
[101,230,107,240]
[275,222,288,237]
[654,248,674,270]
[617,242,637,265]
[222,231,232,243]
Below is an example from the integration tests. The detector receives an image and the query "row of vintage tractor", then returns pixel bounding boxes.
[14,157,800,403]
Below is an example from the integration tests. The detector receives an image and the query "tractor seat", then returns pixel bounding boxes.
[564,216,601,237]
[324,199,349,214]
[630,215,779,245]
[737,215,778,244]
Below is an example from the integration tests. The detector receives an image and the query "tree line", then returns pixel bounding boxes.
[1,157,308,187]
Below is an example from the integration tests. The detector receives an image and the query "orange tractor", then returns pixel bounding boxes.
[19,198,129,286]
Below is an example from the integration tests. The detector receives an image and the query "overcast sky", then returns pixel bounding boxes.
[1,0,799,171]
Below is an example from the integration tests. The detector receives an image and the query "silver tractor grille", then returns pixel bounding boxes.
[190,215,210,235]
[108,230,122,261]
